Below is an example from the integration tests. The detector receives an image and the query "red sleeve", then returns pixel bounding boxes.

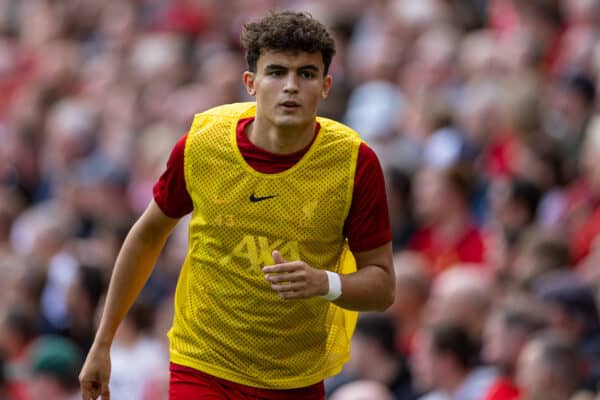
[344,143,392,252]
[152,133,193,218]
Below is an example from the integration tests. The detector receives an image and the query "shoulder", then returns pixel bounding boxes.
[353,142,384,185]
[189,102,257,136]
[316,116,362,143]
[418,392,448,400]
[195,102,256,118]
[357,142,379,165]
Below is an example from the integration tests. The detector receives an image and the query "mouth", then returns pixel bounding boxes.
[279,101,301,110]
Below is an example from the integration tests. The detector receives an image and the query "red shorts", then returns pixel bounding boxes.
[169,363,325,400]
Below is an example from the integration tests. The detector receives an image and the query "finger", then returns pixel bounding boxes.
[81,382,100,400]
[278,290,307,299]
[262,262,302,274]
[271,282,306,292]
[101,385,110,400]
[272,250,287,264]
[266,271,304,283]
[82,390,99,400]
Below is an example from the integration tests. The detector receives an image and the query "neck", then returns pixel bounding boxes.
[440,368,468,395]
[363,357,401,384]
[397,316,422,344]
[523,391,568,400]
[246,117,316,155]
[435,208,470,243]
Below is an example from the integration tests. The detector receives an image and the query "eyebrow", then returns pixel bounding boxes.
[264,64,320,72]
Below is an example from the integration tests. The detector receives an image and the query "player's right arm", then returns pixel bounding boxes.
[79,199,180,400]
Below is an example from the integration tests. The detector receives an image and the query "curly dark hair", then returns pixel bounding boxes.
[240,11,336,75]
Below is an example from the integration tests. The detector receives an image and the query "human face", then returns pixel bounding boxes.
[243,50,332,129]
[516,340,549,400]
[413,167,446,223]
[482,312,525,371]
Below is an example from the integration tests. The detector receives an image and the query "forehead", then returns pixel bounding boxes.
[256,50,324,70]
[521,340,543,364]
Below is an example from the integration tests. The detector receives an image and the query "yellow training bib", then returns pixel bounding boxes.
[168,102,360,389]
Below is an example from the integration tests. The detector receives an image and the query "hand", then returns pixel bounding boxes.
[79,345,111,400]
[262,250,329,299]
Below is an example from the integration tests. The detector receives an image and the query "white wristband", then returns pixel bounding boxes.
[321,271,342,301]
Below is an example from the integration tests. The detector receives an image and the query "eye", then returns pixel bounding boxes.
[269,70,284,77]
[300,71,316,79]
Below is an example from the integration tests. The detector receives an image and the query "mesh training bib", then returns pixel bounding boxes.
[168,102,360,389]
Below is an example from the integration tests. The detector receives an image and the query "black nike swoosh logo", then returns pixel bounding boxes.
[249,193,278,203]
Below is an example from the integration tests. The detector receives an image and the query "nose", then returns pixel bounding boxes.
[283,73,299,93]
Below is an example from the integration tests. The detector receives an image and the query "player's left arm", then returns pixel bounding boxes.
[263,142,395,311]
[333,242,394,311]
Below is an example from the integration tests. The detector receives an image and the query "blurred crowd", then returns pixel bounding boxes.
[1,0,600,399]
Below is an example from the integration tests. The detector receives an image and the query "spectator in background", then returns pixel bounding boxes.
[415,92,465,170]
[109,300,167,400]
[386,169,416,251]
[410,163,486,277]
[566,116,600,263]
[501,0,564,75]
[426,266,492,342]
[516,332,584,400]
[412,322,495,400]
[481,295,548,400]
[479,77,541,183]
[0,305,39,400]
[330,380,396,400]
[542,73,597,177]
[0,306,38,365]
[486,177,543,287]
[490,178,543,248]
[38,98,99,203]
[0,357,11,400]
[533,272,600,392]
[388,251,430,356]
[399,23,461,98]
[26,335,83,400]
[555,0,600,75]
[514,136,567,230]
[577,234,600,288]
[68,156,133,239]
[9,204,80,336]
[343,41,405,144]
[326,313,416,400]
[509,227,570,291]
[0,188,25,254]
[64,265,106,353]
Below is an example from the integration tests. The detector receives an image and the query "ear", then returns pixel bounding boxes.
[243,71,256,96]
[321,74,333,99]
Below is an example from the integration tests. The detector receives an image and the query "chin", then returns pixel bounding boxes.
[274,117,310,128]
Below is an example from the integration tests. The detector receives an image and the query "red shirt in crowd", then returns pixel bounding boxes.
[408,222,486,277]
[561,179,600,263]
[483,377,520,400]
